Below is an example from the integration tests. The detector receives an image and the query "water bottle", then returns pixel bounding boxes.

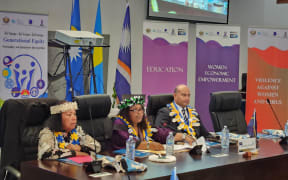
[221,125,229,154]
[166,132,174,156]
[284,120,288,137]
[126,135,135,160]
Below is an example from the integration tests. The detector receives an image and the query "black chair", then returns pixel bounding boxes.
[74,94,112,151]
[146,94,174,126]
[0,98,59,180]
[209,91,247,134]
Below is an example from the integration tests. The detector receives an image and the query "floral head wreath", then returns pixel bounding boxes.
[118,96,145,110]
[50,102,78,115]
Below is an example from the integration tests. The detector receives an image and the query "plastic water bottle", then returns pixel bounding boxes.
[166,132,174,156]
[285,120,288,137]
[221,125,229,154]
[126,135,135,160]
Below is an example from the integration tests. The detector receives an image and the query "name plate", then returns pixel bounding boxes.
[238,138,256,152]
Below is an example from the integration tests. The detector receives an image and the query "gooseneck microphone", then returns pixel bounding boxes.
[266,99,284,130]
[84,106,102,173]
[266,98,288,145]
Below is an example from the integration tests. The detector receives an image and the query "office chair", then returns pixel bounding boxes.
[209,91,247,134]
[146,94,174,126]
[74,94,113,151]
[0,98,59,180]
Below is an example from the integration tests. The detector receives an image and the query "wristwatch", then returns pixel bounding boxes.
[182,133,187,140]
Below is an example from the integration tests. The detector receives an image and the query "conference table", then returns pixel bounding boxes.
[21,139,288,180]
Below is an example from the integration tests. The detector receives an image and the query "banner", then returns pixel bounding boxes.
[0,11,48,104]
[195,24,240,131]
[142,21,188,98]
[247,28,288,131]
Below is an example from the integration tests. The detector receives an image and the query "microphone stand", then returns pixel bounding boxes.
[189,136,202,155]
[267,99,288,145]
[85,106,102,173]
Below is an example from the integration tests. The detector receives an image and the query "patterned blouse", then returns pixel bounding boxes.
[38,125,101,160]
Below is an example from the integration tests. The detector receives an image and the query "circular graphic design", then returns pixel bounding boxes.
[37,79,45,89]
[2,68,11,78]
[30,87,39,97]
[5,79,14,89]
[3,56,13,66]
[11,87,21,97]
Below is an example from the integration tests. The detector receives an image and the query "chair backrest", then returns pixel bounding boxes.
[74,94,112,151]
[209,91,247,134]
[122,94,146,101]
[146,94,174,126]
[0,98,59,179]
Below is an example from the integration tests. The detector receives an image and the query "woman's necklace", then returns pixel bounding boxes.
[54,128,80,149]
[117,115,152,142]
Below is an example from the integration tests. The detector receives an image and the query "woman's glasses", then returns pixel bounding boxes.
[129,108,144,113]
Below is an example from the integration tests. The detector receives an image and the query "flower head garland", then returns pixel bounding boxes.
[167,101,200,137]
[54,128,80,149]
[50,102,78,115]
[117,115,152,142]
[118,96,145,110]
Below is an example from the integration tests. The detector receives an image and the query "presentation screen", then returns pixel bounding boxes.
[147,0,229,24]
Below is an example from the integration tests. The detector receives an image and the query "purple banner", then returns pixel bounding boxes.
[195,37,240,132]
[142,35,188,97]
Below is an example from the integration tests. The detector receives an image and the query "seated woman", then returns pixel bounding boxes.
[38,101,101,160]
[112,97,170,151]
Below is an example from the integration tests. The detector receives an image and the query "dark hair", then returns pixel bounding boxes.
[44,100,72,132]
[118,104,147,130]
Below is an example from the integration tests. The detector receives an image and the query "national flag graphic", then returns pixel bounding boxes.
[90,0,104,94]
[247,109,257,137]
[114,3,131,101]
[66,0,84,101]
[170,167,179,180]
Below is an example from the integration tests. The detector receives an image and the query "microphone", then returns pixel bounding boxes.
[84,105,102,173]
[266,98,288,145]
[120,158,130,180]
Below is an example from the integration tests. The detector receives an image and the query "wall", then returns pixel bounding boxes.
[1,0,288,104]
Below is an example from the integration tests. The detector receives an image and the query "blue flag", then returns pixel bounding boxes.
[247,109,257,137]
[90,0,104,94]
[170,167,179,180]
[66,0,84,101]
[114,3,131,101]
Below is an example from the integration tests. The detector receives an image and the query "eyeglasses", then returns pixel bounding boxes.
[129,109,144,113]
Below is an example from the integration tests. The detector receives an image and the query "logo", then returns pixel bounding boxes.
[171,28,175,35]
[2,55,46,98]
[146,28,151,33]
[178,28,186,35]
[249,30,256,36]
[284,32,287,39]
[3,16,10,23]
[230,31,238,38]
[199,31,204,36]
[40,19,44,26]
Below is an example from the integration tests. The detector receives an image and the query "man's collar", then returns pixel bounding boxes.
[173,101,186,111]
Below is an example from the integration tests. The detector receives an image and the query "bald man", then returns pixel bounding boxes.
[155,84,210,144]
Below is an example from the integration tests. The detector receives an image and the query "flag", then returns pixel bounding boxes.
[247,109,257,137]
[90,0,104,94]
[114,3,131,101]
[66,0,84,101]
[170,167,179,180]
